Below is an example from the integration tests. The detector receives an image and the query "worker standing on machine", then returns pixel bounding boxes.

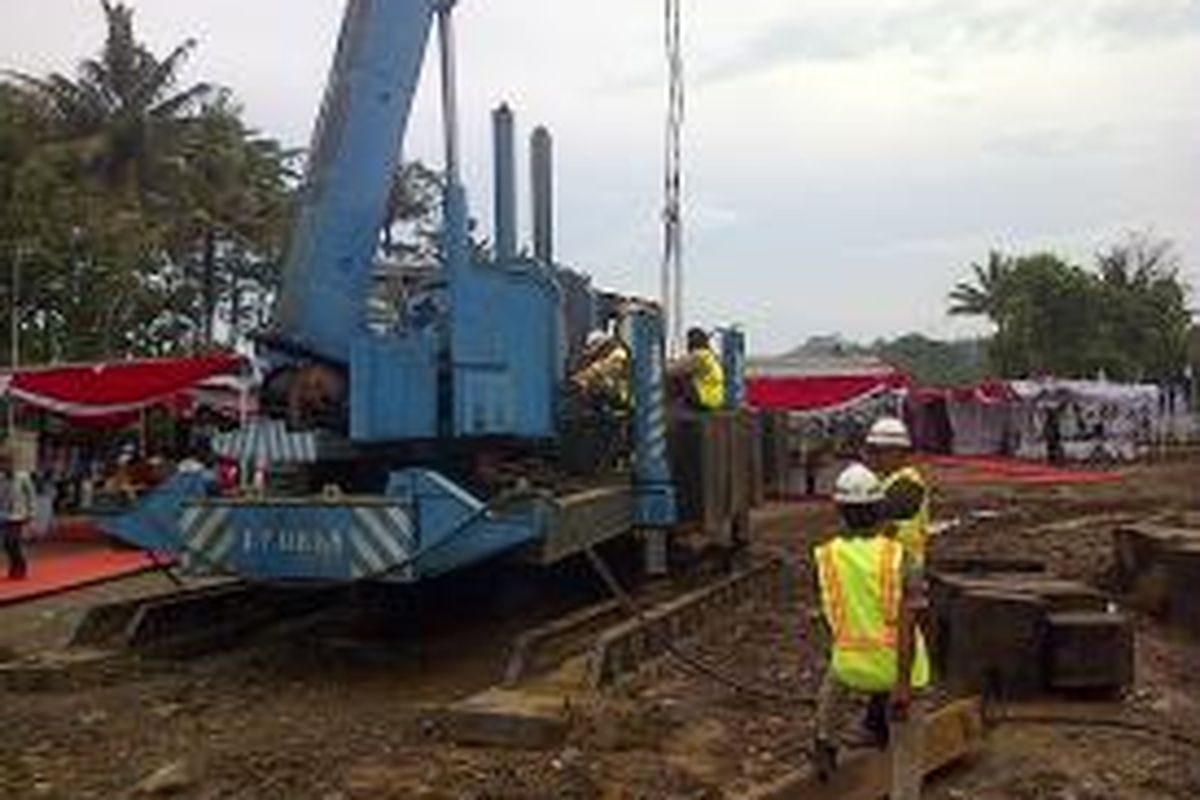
[813,462,930,797]
[571,329,631,411]
[865,416,931,567]
[568,328,633,471]
[668,327,725,411]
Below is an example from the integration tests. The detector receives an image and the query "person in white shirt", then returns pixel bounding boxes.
[2,460,34,580]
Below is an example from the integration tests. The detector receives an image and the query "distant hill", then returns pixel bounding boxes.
[871,334,988,387]
[776,334,988,386]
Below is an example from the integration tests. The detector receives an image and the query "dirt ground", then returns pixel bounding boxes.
[1,457,1198,799]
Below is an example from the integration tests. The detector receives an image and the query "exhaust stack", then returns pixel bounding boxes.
[492,103,516,261]
[530,126,554,264]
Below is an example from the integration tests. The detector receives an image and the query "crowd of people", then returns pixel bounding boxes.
[0,430,230,582]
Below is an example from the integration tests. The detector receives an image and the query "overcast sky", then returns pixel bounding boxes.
[3,0,1198,353]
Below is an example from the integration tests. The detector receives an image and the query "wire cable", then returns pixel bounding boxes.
[583,545,814,706]
[986,707,1200,751]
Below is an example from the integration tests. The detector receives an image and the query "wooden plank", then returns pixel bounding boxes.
[737,697,984,800]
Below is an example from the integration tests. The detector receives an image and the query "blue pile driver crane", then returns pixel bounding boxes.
[105,0,753,585]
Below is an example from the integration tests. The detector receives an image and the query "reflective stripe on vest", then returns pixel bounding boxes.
[882,465,930,566]
[814,536,931,692]
[693,348,726,410]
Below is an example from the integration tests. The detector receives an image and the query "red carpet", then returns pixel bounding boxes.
[921,454,1123,485]
[0,542,172,606]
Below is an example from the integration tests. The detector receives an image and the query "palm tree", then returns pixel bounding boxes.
[4,2,298,354]
[6,0,213,203]
[948,250,1011,320]
[949,250,1024,375]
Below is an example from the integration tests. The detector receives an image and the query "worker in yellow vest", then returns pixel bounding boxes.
[668,327,725,411]
[572,330,631,410]
[813,463,930,797]
[866,416,931,567]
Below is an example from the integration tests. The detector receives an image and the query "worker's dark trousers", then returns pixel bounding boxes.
[816,666,924,800]
[4,521,27,579]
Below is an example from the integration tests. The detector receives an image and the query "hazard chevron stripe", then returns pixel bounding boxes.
[180,502,416,580]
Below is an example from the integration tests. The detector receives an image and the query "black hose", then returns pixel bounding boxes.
[583,545,814,707]
[987,710,1200,751]
[144,547,186,588]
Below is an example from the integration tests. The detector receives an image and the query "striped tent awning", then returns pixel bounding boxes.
[212,419,318,465]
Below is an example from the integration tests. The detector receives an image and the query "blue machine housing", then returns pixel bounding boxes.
[136,298,679,584]
[449,255,562,438]
[349,245,564,442]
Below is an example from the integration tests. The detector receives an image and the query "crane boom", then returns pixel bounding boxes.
[276,0,440,363]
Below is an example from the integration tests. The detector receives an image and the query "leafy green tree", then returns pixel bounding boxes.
[948,235,1191,381]
[1095,233,1191,382]
[165,98,296,347]
[382,161,443,266]
[0,1,295,360]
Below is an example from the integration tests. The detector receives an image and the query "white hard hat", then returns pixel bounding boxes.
[833,462,884,505]
[585,330,608,348]
[865,416,912,449]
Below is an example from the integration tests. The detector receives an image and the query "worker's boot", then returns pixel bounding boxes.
[814,738,838,782]
[863,693,890,749]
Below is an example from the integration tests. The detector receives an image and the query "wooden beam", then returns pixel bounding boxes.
[737,697,984,800]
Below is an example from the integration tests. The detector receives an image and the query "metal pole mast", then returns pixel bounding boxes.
[7,245,19,436]
[436,0,462,187]
[662,0,685,355]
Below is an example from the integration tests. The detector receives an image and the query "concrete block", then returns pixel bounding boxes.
[937,572,1106,612]
[929,557,1046,575]
[1164,544,1200,638]
[998,577,1107,613]
[1045,611,1133,693]
[1113,524,1195,604]
[416,688,569,749]
[944,589,1047,698]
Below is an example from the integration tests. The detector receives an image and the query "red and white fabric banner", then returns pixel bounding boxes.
[2,353,246,419]
[747,372,908,413]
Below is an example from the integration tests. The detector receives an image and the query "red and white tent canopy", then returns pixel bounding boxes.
[748,372,908,413]
[0,353,247,421]
[746,350,909,413]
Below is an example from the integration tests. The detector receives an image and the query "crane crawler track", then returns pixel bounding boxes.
[69,582,342,657]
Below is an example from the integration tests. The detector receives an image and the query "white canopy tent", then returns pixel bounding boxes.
[1008,379,1161,462]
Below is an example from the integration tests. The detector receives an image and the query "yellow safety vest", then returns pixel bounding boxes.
[814,536,931,693]
[574,346,631,409]
[882,465,930,567]
[693,348,726,410]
